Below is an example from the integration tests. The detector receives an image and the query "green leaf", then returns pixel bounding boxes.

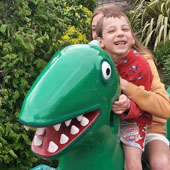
[164,17,168,42]
[0,24,7,34]
[0,2,4,10]
[25,17,31,22]
[144,29,155,47]
[0,137,7,145]
[0,126,4,134]
[21,134,31,145]
[13,90,20,101]
[9,150,18,159]
[0,98,2,108]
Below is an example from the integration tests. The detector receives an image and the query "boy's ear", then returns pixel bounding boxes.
[96,37,105,49]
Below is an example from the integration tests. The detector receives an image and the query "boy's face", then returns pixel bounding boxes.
[99,16,135,62]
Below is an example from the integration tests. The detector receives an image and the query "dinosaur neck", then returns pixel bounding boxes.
[57,125,124,170]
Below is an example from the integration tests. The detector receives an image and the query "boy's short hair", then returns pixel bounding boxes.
[90,4,123,40]
[96,10,130,38]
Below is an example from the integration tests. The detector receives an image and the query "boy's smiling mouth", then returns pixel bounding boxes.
[115,41,126,46]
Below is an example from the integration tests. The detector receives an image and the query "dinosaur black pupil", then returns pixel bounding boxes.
[106,68,110,75]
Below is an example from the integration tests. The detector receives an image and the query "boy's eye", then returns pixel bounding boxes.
[122,27,130,31]
[108,30,115,33]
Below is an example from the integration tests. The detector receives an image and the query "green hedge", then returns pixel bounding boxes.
[0,0,94,169]
[153,40,170,87]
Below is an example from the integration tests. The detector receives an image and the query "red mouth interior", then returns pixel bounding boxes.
[31,110,99,157]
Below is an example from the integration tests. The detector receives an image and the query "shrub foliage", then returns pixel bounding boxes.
[127,0,170,87]
[0,0,93,169]
[153,40,170,86]
[127,0,170,50]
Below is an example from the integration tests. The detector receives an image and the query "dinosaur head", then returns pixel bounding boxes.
[19,42,120,160]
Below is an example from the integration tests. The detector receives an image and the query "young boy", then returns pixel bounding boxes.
[96,11,153,170]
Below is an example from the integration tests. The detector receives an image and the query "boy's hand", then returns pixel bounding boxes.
[112,94,130,114]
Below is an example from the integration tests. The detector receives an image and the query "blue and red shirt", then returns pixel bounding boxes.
[116,48,153,125]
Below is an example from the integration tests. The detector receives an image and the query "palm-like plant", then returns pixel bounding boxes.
[127,0,170,50]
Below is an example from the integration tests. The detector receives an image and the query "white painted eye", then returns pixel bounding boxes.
[102,61,112,80]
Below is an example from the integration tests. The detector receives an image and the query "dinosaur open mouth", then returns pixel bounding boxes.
[28,110,99,157]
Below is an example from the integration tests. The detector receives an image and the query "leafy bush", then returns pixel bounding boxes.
[59,4,92,41]
[0,0,91,169]
[153,40,170,86]
[127,0,170,50]
[59,26,89,47]
[66,0,97,12]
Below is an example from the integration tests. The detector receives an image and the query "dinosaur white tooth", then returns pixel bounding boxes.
[70,125,79,135]
[65,119,72,126]
[24,125,30,131]
[80,117,89,126]
[36,128,45,135]
[34,136,42,146]
[54,123,61,131]
[60,134,69,144]
[77,115,83,121]
[48,141,58,153]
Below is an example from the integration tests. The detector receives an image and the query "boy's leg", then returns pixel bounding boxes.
[123,144,143,170]
[120,121,147,170]
[143,140,170,170]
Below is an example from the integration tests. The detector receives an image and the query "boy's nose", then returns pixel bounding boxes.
[117,29,124,36]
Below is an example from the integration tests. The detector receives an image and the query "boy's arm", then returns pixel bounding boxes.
[120,60,153,120]
[122,56,170,119]
[120,100,142,120]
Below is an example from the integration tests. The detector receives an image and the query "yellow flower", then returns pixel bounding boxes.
[75,13,80,18]
[62,35,69,40]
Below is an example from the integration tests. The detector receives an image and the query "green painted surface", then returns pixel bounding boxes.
[166,86,170,142]
[19,41,158,170]
[30,164,57,170]
[19,42,124,170]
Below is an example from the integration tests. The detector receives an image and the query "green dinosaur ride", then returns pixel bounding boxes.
[19,41,124,170]
[20,42,170,170]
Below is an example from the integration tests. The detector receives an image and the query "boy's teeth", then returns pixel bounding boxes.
[65,119,72,126]
[60,134,69,144]
[80,117,89,126]
[48,141,58,153]
[53,123,61,131]
[77,115,83,121]
[34,136,43,146]
[24,125,30,131]
[70,125,79,135]
[36,128,45,135]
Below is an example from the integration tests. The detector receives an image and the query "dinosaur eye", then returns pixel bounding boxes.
[101,61,112,81]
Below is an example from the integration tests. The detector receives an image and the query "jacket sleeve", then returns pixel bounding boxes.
[123,55,170,119]
[120,100,142,120]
